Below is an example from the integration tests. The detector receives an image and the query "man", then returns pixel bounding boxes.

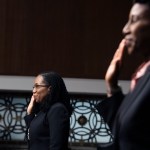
[96,0,150,149]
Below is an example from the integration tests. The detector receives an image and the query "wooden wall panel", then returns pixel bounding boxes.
[0,0,142,79]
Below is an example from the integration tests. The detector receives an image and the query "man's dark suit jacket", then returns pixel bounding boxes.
[96,66,150,150]
[24,103,70,150]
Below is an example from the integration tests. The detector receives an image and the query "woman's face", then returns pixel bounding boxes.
[123,3,150,57]
[32,75,50,103]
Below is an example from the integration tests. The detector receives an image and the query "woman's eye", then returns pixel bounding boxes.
[131,16,139,23]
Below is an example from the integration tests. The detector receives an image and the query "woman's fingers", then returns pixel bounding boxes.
[105,39,126,96]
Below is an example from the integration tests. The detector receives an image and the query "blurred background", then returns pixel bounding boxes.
[0,0,142,80]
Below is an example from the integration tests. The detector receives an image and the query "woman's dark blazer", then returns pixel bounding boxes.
[96,66,150,150]
[24,102,70,150]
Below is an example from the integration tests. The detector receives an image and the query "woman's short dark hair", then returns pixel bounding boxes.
[133,0,150,5]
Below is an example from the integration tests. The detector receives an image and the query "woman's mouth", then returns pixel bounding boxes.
[124,38,133,47]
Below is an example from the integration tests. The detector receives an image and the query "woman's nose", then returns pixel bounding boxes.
[122,22,130,35]
[32,87,37,93]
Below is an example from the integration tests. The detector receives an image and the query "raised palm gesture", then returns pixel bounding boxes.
[105,39,126,97]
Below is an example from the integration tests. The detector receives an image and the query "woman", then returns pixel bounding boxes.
[96,0,150,149]
[24,71,73,150]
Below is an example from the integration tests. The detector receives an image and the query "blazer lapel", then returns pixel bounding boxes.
[117,66,150,124]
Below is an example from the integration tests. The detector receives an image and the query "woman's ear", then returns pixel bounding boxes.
[48,86,51,92]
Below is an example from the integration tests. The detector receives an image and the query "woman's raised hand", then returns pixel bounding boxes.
[105,39,126,97]
[27,95,36,115]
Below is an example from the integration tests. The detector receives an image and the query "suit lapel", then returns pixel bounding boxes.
[112,66,150,149]
[118,68,150,122]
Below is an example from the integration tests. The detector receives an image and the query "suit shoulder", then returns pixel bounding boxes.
[49,103,68,113]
